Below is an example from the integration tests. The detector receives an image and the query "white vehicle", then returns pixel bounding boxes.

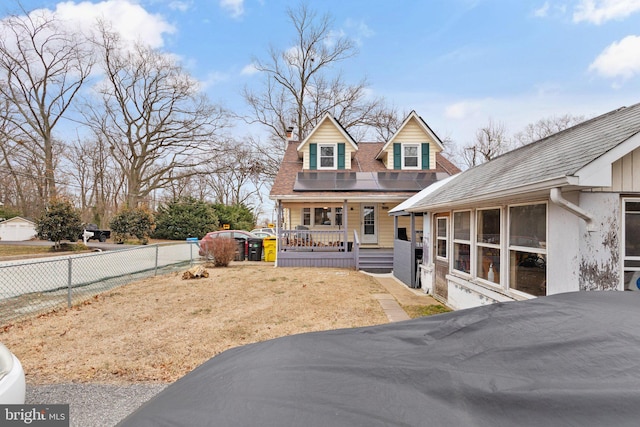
[250,228,275,236]
[0,343,26,404]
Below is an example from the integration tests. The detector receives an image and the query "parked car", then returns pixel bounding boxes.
[78,223,111,242]
[251,231,273,239]
[250,228,275,236]
[0,343,25,404]
[119,291,640,427]
[198,230,260,259]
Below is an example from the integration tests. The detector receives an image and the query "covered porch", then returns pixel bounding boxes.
[273,199,405,271]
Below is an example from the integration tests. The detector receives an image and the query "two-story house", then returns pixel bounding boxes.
[269,111,459,273]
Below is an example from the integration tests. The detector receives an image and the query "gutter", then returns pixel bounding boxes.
[549,187,596,232]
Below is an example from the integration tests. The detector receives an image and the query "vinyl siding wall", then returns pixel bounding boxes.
[609,147,640,192]
[301,121,355,170]
[381,119,438,169]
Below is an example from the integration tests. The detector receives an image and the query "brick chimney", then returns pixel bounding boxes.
[286,126,294,141]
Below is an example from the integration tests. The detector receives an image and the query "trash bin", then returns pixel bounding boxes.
[248,238,263,261]
[263,236,277,262]
[235,239,246,261]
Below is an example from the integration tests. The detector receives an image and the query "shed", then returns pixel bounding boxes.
[0,217,37,241]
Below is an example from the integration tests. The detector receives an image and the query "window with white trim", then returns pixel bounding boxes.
[476,208,500,284]
[402,144,419,169]
[319,144,336,169]
[508,203,547,296]
[302,208,311,226]
[452,210,471,274]
[302,207,343,227]
[436,217,448,259]
[623,199,640,290]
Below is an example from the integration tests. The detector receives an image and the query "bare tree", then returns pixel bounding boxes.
[0,9,93,210]
[204,138,268,207]
[513,114,586,147]
[243,2,397,180]
[84,27,228,208]
[458,119,511,168]
[64,135,124,227]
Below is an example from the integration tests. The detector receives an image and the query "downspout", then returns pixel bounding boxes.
[550,187,597,232]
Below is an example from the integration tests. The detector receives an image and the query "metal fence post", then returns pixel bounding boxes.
[154,245,159,276]
[67,257,73,308]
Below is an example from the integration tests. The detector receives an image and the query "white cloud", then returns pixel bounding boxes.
[53,0,175,49]
[534,1,550,17]
[573,0,640,24]
[220,0,244,18]
[200,70,228,90]
[444,100,485,120]
[343,19,374,46]
[589,35,640,82]
[168,1,192,12]
[241,63,259,76]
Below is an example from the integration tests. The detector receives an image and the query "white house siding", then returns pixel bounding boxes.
[547,193,582,295]
[610,147,640,192]
[447,275,517,309]
[577,192,621,291]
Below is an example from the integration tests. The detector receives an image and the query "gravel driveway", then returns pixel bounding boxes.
[26,383,167,426]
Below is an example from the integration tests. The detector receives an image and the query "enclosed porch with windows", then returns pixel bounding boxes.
[417,202,549,309]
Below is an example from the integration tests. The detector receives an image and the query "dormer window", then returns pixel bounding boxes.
[308,142,345,170]
[403,144,419,169]
[319,144,336,169]
[393,142,430,170]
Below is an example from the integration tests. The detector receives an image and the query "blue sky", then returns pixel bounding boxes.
[5,0,640,148]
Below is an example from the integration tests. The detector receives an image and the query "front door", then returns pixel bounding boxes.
[361,204,377,244]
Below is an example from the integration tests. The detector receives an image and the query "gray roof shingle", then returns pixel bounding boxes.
[410,102,640,210]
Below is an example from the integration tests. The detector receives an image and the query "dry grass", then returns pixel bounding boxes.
[1,264,390,385]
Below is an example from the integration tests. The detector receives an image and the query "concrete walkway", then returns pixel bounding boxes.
[365,272,440,322]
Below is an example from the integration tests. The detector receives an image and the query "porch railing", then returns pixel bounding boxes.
[279,229,351,252]
[353,231,360,270]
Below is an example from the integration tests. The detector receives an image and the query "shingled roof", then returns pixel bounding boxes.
[270,140,460,201]
[406,102,640,212]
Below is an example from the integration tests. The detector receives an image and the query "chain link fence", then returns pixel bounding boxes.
[0,242,200,327]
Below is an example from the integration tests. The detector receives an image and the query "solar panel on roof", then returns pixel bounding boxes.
[293,171,439,192]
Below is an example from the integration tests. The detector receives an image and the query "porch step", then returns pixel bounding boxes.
[358,249,394,274]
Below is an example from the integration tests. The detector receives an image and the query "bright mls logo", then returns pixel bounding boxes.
[1,405,69,426]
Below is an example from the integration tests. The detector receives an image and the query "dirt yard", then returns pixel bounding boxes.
[0,263,423,385]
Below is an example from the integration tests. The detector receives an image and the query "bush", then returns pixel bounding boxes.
[36,199,83,249]
[212,203,255,231]
[153,197,218,240]
[110,208,155,244]
[204,237,237,267]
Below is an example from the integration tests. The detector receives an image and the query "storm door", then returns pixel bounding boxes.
[361,204,377,244]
